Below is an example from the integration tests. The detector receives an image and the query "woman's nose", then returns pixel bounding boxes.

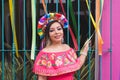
[55,29,59,33]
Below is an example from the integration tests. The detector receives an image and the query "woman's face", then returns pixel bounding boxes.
[49,22,64,43]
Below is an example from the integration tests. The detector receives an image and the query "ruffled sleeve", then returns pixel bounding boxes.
[32,48,81,76]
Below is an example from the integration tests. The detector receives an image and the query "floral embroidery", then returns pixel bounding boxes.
[41,54,48,60]
[64,58,70,65]
[49,53,55,60]
[47,61,52,68]
[41,60,47,66]
[70,50,77,59]
[73,52,77,59]
[36,49,77,68]
[36,59,41,65]
[67,53,75,62]
[55,56,63,66]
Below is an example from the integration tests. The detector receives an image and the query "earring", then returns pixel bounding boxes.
[61,38,64,43]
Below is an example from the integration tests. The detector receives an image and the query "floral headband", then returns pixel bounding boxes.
[37,13,69,39]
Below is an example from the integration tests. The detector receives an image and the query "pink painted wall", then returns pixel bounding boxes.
[102,0,120,80]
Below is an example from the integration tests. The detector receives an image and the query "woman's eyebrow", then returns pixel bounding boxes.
[50,28,55,30]
[57,26,62,28]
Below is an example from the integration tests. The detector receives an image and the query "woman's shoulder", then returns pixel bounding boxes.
[62,44,70,49]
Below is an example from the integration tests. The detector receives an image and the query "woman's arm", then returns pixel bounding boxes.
[78,41,89,68]
[78,54,87,68]
[38,75,47,80]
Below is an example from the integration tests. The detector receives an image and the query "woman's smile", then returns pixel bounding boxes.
[54,35,62,39]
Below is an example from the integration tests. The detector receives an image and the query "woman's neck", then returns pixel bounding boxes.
[50,42,63,47]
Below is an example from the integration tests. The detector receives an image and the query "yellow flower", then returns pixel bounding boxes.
[47,61,52,68]
[73,52,77,59]
[64,58,70,65]
[41,60,47,66]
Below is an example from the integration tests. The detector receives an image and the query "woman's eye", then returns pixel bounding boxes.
[49,29,54,32]
[57,28,62,30]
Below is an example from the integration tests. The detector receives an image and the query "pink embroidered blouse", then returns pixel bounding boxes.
[33,48,81,80]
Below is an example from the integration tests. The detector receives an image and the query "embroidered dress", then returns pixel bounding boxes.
[33,48,81,80]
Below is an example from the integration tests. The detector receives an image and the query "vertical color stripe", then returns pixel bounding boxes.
[23,0,26,79]
[31,0,36,60]
[2,0,5,80]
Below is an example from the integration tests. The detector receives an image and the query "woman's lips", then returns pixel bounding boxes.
[54,35,61,39]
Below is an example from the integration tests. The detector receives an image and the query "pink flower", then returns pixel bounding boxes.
[55,57,63,66]
[67,54,75,62]
[50,54,55,60]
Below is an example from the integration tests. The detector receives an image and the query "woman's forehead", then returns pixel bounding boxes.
[50,22,62,28]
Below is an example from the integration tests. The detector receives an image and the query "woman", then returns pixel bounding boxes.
[33,13,89,80]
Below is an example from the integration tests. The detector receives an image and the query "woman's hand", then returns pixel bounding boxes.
[38,75,47,80]
[80,40,90,56]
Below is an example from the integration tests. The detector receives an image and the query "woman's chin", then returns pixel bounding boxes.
[52,39,62,43]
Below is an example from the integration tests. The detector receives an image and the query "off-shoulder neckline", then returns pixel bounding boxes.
[40,48,73,53]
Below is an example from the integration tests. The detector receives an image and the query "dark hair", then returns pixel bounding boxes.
[44,20,64,46]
